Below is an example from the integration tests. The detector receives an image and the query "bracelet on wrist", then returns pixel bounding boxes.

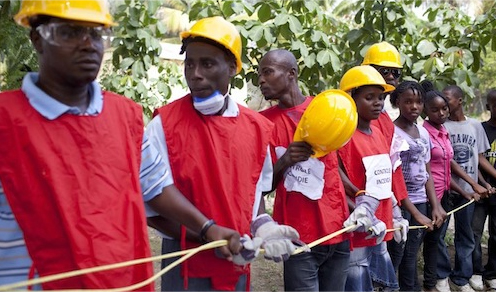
[355,190,367,197]
[200,219,216,243]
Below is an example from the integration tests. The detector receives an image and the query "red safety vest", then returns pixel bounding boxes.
[338,125,394,247]
[155,95,273,291]
[372,111,409,203]
[260,97,350,245]
[0,90,153,290]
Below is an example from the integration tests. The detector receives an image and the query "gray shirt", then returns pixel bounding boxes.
[444,117,490,194]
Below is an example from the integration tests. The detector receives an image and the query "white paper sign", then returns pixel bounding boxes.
[362,153,394,200]
[275,147,325,200]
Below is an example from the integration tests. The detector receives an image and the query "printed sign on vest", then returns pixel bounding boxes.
[276,146,325,200]
[362,153,393,200]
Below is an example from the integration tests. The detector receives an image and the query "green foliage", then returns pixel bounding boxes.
[99,0,186,119]
[185,0,496,107]
[0,0,38,91]
[189,0,348,96]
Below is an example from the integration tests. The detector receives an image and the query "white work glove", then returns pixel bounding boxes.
[344,194,386,244]
[232,234,263,266]
[392,202,409,243]
[251,214,299,262]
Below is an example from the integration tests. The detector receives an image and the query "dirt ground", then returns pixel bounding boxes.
[149,227,489,292]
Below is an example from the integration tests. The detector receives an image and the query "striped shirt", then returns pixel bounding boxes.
[0,73,171,287]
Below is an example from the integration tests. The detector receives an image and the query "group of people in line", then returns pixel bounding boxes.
[0,1,495,292]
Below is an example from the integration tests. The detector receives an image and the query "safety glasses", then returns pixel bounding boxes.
[36,23,111,47]
[375,67,402,79]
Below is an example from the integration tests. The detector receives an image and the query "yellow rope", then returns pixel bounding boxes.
[0,241,227,291]
[0,198,476,291]
[386,199,475,233]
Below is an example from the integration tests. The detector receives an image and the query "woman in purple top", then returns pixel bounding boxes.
[421,81,486,292]
[390,81,446,291]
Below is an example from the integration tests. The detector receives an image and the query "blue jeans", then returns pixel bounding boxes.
[437,214,452,280]
[472,199,488,275]
[160,239,247,291]
[284,240,350,291]
[398,202,427,291]
[423,204,445,289]
[450,199,475,286]
[346,243,395,292]
[345,246,374,292]
[370,241,399,290]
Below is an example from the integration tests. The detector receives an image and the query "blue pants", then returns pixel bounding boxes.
[423,204,446,289]
[450,199,475,286]
[284,240,350,291]
[345,242,396,292]
[472,199,488,275]
[437,214,452,280]
[396,202,428,291]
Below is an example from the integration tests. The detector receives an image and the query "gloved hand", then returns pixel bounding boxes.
[365,219,387,244]
[344,194,386,244]
[232,234,263,266]
[344,194,380,232]
[251,214,299,262]
[392,202,409,243]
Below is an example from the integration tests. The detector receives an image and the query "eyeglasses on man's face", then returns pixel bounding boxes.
[375,67,402,79]
[36,23,111,47]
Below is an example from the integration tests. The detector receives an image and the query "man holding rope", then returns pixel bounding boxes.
[145,17,300,291]
[0,1,242,290]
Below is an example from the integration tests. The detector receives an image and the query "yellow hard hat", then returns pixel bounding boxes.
[339,65,395,93]
[181,16,242,74]
[14,0,116,28]
[293,89,358,158]
[362,42,403,69]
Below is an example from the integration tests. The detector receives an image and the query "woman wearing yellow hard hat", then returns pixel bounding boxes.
[338,65,407,292]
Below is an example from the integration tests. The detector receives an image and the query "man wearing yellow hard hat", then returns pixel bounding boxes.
[0,1,242,290]
[258,49,358,291]
[145,17,300,291]
[338,65,407,292]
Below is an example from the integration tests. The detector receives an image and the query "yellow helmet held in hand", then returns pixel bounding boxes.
[362,42,403,69]
[294,89,358,158]
[15,0,117,28]
[181,16,242,74]
[340,65,395,93]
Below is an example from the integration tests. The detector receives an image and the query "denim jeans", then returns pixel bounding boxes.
[423,204,445,289]
[345,246,374,292]
[450,199,475,286]
[472,199,488,275]
[370,241,399,290]
[346,243,395,292]
[436,214,452,279]
[484,203,496,280]
[284,240,350,291]
[398,202,427,291]
[387,236,405,275]
[160,239,247,291]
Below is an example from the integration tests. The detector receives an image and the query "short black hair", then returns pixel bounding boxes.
[390,80,425,108]
[180,36,236,63]
[443,85,464,99]
[487,89,496,104]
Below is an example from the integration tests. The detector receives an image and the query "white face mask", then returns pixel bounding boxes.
[193,90,228,115]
